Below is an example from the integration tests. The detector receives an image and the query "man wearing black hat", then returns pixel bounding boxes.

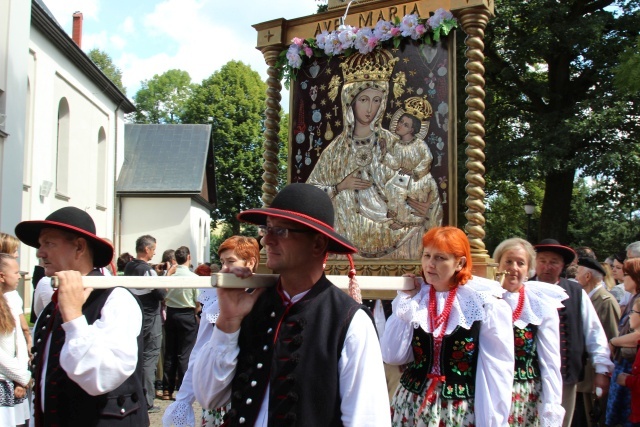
[193,183,390,426]
[534,239,613,427]
[574,257,620,426]
[15,206,148,426]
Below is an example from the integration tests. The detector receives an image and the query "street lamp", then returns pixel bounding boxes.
[524,201,535,242]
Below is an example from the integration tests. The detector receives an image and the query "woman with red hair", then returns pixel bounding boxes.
[163,236,259,427]
[381,226,514,426]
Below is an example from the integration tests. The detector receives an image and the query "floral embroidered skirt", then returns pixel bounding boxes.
[390,382,474,427]
[201,405,227,427]
[508,379,541,427]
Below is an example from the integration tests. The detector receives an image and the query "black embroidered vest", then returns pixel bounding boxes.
[513,324,541,381]
[400,322,481,399]
[227,275,370,427]
[557,279,586,384]
[32,272,148,427]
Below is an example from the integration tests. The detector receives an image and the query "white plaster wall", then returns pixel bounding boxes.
[20,26,126,274]
[0,0,30,234]
[119,197,211,268]
[189,199,212,267]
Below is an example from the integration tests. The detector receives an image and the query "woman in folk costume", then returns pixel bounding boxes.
[493,238,567,426]
[381,226,514,427]
[163,236,260,427]
[307,49,430,260]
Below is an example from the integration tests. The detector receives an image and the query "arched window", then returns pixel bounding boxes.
[56,98,70,196]
[96,127,107,207]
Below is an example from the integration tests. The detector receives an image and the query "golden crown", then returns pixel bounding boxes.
[340,50,399,84]
[404,96,433,120]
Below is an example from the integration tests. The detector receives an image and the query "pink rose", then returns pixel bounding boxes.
[303,46,313,57]
[291,37,304,47]
[390,27,401,37]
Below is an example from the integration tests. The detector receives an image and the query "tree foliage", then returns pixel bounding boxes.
[87,48,126,94]
[482,0,640,242]
[133,69,194,124]
[182,61,267,235]
[614,35,640,94]
[567,177,640,258]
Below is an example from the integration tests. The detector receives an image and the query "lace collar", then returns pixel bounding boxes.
[503,281,568,329]
[393,276,496,335]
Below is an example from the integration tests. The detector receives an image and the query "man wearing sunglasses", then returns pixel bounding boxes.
[193,183,390,426]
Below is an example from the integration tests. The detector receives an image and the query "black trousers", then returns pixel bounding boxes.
[162,307,198,394]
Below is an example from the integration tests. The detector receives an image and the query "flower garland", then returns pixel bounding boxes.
[277,8,458,88]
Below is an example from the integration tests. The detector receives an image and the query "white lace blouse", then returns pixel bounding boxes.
[503,281,567,427]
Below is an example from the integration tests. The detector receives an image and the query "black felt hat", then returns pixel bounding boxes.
[237,183,357,255]
[578,257,606,276]
[15,206,114,268]
[534,238,577,266]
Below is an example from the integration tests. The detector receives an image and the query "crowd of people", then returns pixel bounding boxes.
[0,183,639,426]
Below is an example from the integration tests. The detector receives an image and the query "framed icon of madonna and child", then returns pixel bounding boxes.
[288,36,456,261]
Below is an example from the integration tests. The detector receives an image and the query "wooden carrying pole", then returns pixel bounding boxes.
[52,274,415,300]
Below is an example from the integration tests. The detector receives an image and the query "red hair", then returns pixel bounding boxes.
[623,258,640,294]
[194,264,212,276]
[218,236,260,273]
[422,226,473,287]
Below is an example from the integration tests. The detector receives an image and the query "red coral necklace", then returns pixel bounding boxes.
[512,285,526,322]
[428,284,458,339]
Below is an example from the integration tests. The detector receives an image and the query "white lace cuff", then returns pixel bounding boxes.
[538,402,565,427]
[162,400,195,427]
[198,288,220,324]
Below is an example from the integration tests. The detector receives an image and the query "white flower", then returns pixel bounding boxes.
[400,14,420,38]
[337,25,357,50]
[316,31,329,49]
[355,28,376,54]
[286,45,303,68]
[373,20,394,41]
[427,8,454,28]
[324,32,342,55]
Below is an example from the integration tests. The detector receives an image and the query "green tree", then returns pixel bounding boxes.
[277,112,290,189]
[182,61,267,234]
[133,69,194,124]
[614,35,640,94]
[567,177,640,258]
[481,0,640,242]
[87,48,126,94]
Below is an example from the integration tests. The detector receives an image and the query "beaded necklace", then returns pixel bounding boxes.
[512,286,526,322]
[418,284,458,413]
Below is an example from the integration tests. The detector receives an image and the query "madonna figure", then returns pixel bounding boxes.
[307,50,440,259]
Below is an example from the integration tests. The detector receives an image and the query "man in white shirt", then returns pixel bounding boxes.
[534,239,614,427]
[15,206,147,426]
[193,183,390,427]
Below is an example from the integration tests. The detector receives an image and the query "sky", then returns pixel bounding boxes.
[43,0,319,100]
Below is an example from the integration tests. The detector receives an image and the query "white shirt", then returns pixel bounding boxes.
[4,290,24,317]
[579,287,615,374]
[192,289,390,427]
[163,289,218,427]
[33,277,54,319]
[38,287,142,412]
[380,281,515,427]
